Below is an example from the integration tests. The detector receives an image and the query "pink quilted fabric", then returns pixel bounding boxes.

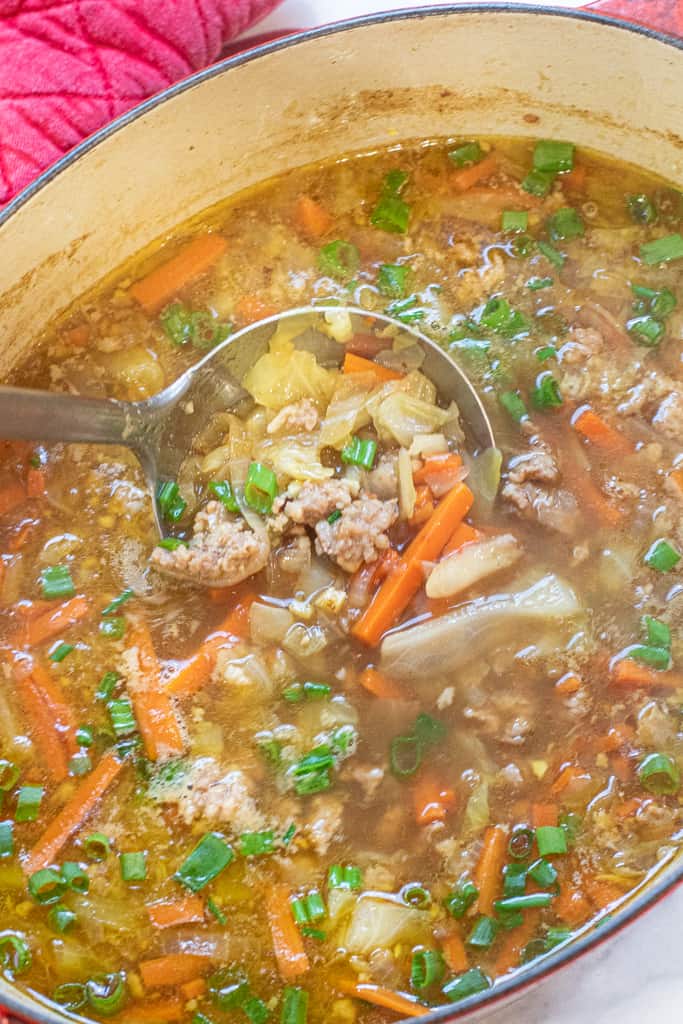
[0,0,281,206]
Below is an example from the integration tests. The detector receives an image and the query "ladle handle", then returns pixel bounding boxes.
[0,386,142,447]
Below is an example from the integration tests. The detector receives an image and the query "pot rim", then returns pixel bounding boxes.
[1,5,682,1023]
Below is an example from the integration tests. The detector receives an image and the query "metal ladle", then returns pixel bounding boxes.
[0,306,495,534]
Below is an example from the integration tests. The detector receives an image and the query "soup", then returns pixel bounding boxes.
[0,136,681,1023]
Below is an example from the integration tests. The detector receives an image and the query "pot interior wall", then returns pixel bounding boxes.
[0,8,682,375]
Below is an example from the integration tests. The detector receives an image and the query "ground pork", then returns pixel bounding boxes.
[342,762,385,800]
[652,389,683,440]
[305,794,344,856]
[280,478,359,527]
[501,481,579,535]
[267,399,319,435]
[507,446,560,485]
[151,758,266,831]
[314,497,399,572]
[558,325,604,365]
[150,501,269,587]
[364,453,398,500]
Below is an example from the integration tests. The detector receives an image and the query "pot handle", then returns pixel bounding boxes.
[585,0,683,36]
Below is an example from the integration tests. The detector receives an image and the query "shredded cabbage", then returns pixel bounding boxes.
[257,437,333,482]
[243,331,337,411]
[343,894,430,954]
[319,377,373,449]
[372,391,450,447]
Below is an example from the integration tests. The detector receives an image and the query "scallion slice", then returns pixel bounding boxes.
[625,644,671,670]
[522,169,555,197]
[638,752,680,795]
[0,760,20,793]
[244,461,278,515]
[532,372,563,410]
[534,140,574,173]
[499,389,528,423]
[83,832,111,862]
[448,142,483,167]
[99,616,126,640]
[15,784,43,822]
[547,206,584,241]
[442,967,490,1002]
[389,734,422,777]
[371,171,411,234]
[0,933,31,976]
[281,986,309,1024]
[107,697,137,737]
[28,868,66,905]
[528,858,558,889]
[444,881,479,919]
[96,671,119,702]
[156,480,187,523]
[209,967,251,1010]
[120,851,147,882]
[209,480,240,513]
[85,972,127,1016]
[158,537,188,551]
[537,239,565,268]
[641,615,671,649]
[207,897,227,926]
[243,996,269,1024]
[495,892,553,912]
[40,564,75,600]
[341,436,377,470]
[101,589,134,616]
[318,240,361,280]
[48,904,77,934]
[527,277,554,291]
[466,915,499,949]
[401,883,431,910]
[627,194,657,224]
[54,983,86,1011]
[627,315,664,347]
[411,949,445,990]
[327,864,362,891]
[61,861,89,893]
[644,538,681,573]
[502,862,527,898]
[240,830,275,857]
[501,210,528,233]
[640,233,683,265]
[378,263,409,298]
[535,825,568,856]
[176,832,234,892]
[0,821,13,858]
[49,641,74,663]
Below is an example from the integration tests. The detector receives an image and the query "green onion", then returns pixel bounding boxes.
[61,861,89,893]
[495,892,553,912]
[281,986,309,1024]
[96,671,119,702]
[371,171,411,233]
[54,983,87,1010]
[101,589,134,616]
[100,616,126,639]
[192,1015,215,1024]
[522,169,555,197]
[240,831,275,857]
[638,752,680,795]
[479,297,529,337]
[0,760,20,792]
[502,862,527,898]
[528,858,558,889]
[120,851,147,882]
[15,784,43,822]
[257,735,282,768]
[442,967,491,1002]
[176,832,234,892]
[83,832,111,862]
[448,141,483,167]
[49,641,74,663]
[641,615,671,649]
[300,926,326,940]
[536,344,557,361]
[466,915,499,949]
[534,140,574,173]
[401,883,431,910]
[107,697,137,737]
[625,644,671,670]
[161,305,230,350]
[327,509,342,525]
[327,864,362,890]
[85,972,128,1016]
[644,538,681,572]
[291,891,326,925]
[341,436,377,470]
[631,283,677,318]
[282,823,296,847]
[444,881,479,919]
[28,868,66,904]
[532,372,563,410]
[0,821,13,858]
[290,747,334,796]
[413,713,447,748]
[378,263,409,298]
[158,537,188,551]
[510,232,535,258]
[386,294,425,323]
[0,933,31,976]
[209,480,240,513]
[546,925,572,947]
[547,207,584,241]
[535,826,567,856]
[75,725,94,748]
[537,239,565,269]
[156,480,187,523]
[640,233,683,265]
[306,681,331,700]
[411,949,445,990]
[40,564,75,600]
[244,461,278,515]
[496,907,524,931]
[559,812,582,847]
[209,967,250,1011]
[527,277,554,291]
[499,389,528,423]
[207,897,227,925]
[627,194,657,224]
[243,997,269,1024]
[628,315,665,347]
[48,904,77,934]
[318,240,361,281]
[501,210,528,233]
[389,734,422,777]
[69,753,91,777]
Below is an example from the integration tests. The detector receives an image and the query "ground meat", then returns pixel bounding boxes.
[634,800,680,839]
[501,481,579,535]
[267,399,319,435]
[364,453,398,500]
[281,478,359,527]
[314,497,399,572]
[342,762,385,800]
[652,389,683,440]
[636,701,677,749]
[558,325,604,364]
[305,795,344,856]
[152,758,266,831]
[150,501,268,587]
[507,446,560,485]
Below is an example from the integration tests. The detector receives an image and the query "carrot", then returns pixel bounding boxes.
[179,978,206,1001]
[610,751,632,783]
[440,931,468,974]
[615,797,644,820]
[139,953,211,990]
[494,910,541,976]
[413,454,463,486]
[130,234,228,313]
[342,351,404,383]
[595,723,634,753]
[335,980,424,1018]
[474,825,507,916]
[358,667,404,700]
[667,468,683,500]
[531,803,558,828]
[442,521,480,557]
[294,195,332,238]
[554,672,582,696]
[63,324,90,348]
[412,770,456,826]
[353,483,474,646]
[8,520,38,553]
[26,468,46,499]
[611,658,683,690]
[555,882,591,926]
[233,295,278,325]
[562,164,587,192]
[167,595,255,698]
[120,1001,184,1023]
[408,485,434,526]
[0,478,26,517]
[20,595,90,647]
[550,764,589,796]
[125,619,184,762]
[451,152,497,192]
[23,751,124,875]
[572,407,632,456]
[584,876,627,910]
[562,461,623,526]
[16,672,69,782]
[147,896,205,929]
[266,884,310,980]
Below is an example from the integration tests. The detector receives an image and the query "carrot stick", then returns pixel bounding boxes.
[335,980,424,1018]
[63,324,90,348]
[120,1001,185,1023]
[130,234,227,313]
[353,483,474,646]
[667,468,683,500]
[474,825,507,916]
[26,468,46,499]
[555,883,591,926]
[266,884,310,980]
[179,978,206,1000]
[442,521,480,557]
[412,771,456,826]
[19,595,90,647]
[494,910,541,976]
[554,672,582,696]
[614,797,643,820]
[139,953,211,990]
[550,764,588,796]
[342,351,404,383]
[531,803,558,828]
[595,723,634,753]
[166,595,256,698]
[146,896,206,929]
[0,478,26,517]
[233,296,278,325]
[451,152,497,192]
[413,454,463,485]
[562,164,587,192]
[611,658,683,690]
[294,195,332,239]
[572,407,632,456]
[357,667,405,700]
[125,619,184,762]
[584,876,627,910]
[408,485,435,527]
[16,672,69,782]
[23,751,124,875]
[440,931,468,974]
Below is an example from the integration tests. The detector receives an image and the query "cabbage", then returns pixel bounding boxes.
[372,391,450,447]
[319,377,373,449]
[463,778,490,836]
[397,447,416,520]
[425,534,522,599]
[258,437,333,482]
[243,330,337,411]
[343,894,431,954]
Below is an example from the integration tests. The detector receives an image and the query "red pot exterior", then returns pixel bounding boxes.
[589,0,683,35]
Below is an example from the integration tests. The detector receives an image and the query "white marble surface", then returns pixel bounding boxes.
[239,1,683,1019]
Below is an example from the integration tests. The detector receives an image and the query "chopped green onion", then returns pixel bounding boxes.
[257,735,282,768]
[209,967,250,1011]
[49,641,74,663]
[638,752,680,795]
[479,296,529,337]
[625,644,671,670]
[120,851,147,882]
[15,785,43,822]
[281,985,309,1024]
[244,461,278,515]
[240,830,275,857]
[40,564,75,600]
[327,864,362,891]
[291,891,326,925]
[546,925,572,947]
[501,210,528,233]
[641,615,671,649]
[48,904,77,934]
[535,825,568,856]
[401,883,431,910]
[207,897,227,925]
[532,372,563,410]
[107,697,137,737]
[371,171,411,233]
[156,480,187,523]
[547,207,584,241]
[282,823,296,847]
[534,140,574,173]
[442,967,491,1002]
[631,283,677,318]
[527,277,554,291]
[161,303,231,350]
[389,734,422,777]
[192,1015,215,1024]
[243,996,269,1024]
[0,933,31,976]
[28,868,66,905]
[101,589,134,616]
[175,832,234,892]
[326,509,342,525]
[444,881,479,919]
[304,681,331,700]
[502,862,527,898]
[411,949,445,990]
[61,861,90,893]
[318,240,361,281]
[209,480,240,513]
[627,315,665,347]
[627,194,657,224]
[386,295,425,323]
[158,537,188,551]
[510,232,536,258]
[290,747,334,796]
[377,263,409,298]
[69,755,91,779]
[495,893,553,912]
[644,538,681,573]
[537,239,565,268]
[83,832,111,862]
[413,713,447,748]
[495,906,524,931]
[100,616,126,639]
[528,858,559,889]
[341,436,377,470]
[85,972,128,1016]
[466,915,499,949]
[499,389,528,424]
[96,671,119,702]
[0,760,20,793]
[0,821,13,858]
[522,169,555,197]
[300,926,326,940]
[559,812,582,847]
[75,725,94,748]
[536,344,558,361]
[448,141,483,167]
[54,983,87,1011]
[640,233,683,265]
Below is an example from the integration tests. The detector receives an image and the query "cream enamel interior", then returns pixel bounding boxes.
[0,6,682,1023]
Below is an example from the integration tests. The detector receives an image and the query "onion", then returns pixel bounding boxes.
[283,622,328,658]
[397,447,416,520]
[426,534,522,599]
[344,894,430,954]
[408,433,448,457]
[249,601,294,645]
